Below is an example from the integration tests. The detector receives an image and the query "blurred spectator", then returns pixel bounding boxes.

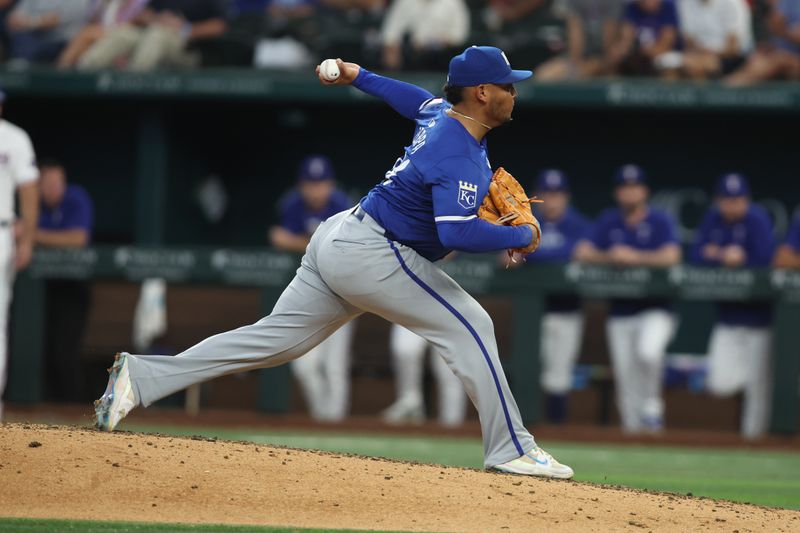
[673,0,752,79]
[485,0,562,66]
[78,0,227,71]
[57,0,150,69]
[269,155,355,422]
[0,89,39,422]
[521,170,589,423]
[536,0,624,81]
[574,165,681,433]
[218,0,269,66]
[774,214,800,268]
[725,0,800,85]
[607,0,680,76]
[690,173,774,438]
[0,0,18,61]
[6,0,94,64]
[382,324,467,427]
[317,0,386,65]
[35,158,94,403]
[380,0,469,70]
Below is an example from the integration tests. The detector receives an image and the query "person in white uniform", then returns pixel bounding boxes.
[382,323,467,427]
[574,165,681,433]
[523,169,589,424]
[0,89,39,421]
[676,0,752,79]
[690,173,775,438]
[269,155,355,422]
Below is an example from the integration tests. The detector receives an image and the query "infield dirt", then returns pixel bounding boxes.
[1,424,797,532]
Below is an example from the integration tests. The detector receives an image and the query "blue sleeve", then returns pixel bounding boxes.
[430,156,531,252]
[352,69,435,121]
[62,189,94,233]
[786,217,800,251]
[689,211,718,265]
[438,219,533,253]
[744,211,775,267]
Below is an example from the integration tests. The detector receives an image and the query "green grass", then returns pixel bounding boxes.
[0,518,406,533]
[128,423,800,510]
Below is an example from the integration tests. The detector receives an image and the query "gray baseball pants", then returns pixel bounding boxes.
[126,208,536,467]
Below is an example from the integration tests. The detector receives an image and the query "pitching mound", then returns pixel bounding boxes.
[1,424,796,532]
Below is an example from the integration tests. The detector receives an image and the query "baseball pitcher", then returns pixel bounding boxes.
[95,46,573,478]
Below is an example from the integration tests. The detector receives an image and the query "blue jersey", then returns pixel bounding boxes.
[355,69,531,262]
[775,0,800,53]
[38,184,94,239]
[690,204,775,327]
[624,0,679,49]
[785,215,800,251]
[527,206,589,264]
[279,189,351,236]
[527,206,589,312]
[589,206,679,316]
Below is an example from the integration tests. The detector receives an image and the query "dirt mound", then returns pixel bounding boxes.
[0,424,796,532]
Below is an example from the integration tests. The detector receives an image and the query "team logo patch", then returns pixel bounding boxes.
[458,181,478,209]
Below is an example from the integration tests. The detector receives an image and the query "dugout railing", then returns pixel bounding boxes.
[9,246,800,435]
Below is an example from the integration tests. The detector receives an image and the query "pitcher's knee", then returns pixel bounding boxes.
[461,305,494,339]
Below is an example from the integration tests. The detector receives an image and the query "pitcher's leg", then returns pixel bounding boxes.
[127,264,360,406]
[320,236,534,467]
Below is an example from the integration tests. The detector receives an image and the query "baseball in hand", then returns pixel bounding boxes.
[320,59,340,82]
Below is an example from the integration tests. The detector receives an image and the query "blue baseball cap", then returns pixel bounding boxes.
[715,172,750,197]
[298,155,335,182]
[614,164,647,186]
[535,169,569,192]
[447,46,533,87]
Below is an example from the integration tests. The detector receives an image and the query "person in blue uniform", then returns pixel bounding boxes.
[774,214,800,269]
[690,172,775,438]
[574,164,681,433]
[270,155,352,253]
[36,158,94,402]
[270,155,355,422]
[96,46,574,479]
[524,169,589,423]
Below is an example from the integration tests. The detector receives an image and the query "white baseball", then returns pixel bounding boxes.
[320,59,340,82]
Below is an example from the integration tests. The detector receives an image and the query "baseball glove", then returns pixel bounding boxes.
[477,167,542,257]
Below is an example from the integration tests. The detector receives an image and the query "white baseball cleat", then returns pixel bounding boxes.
[94,352,137,432]
[492,446,574,479]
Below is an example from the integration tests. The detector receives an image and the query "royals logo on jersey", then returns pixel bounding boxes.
[458,181,478,210]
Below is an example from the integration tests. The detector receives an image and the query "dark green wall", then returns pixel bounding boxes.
[7,95,797,246]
